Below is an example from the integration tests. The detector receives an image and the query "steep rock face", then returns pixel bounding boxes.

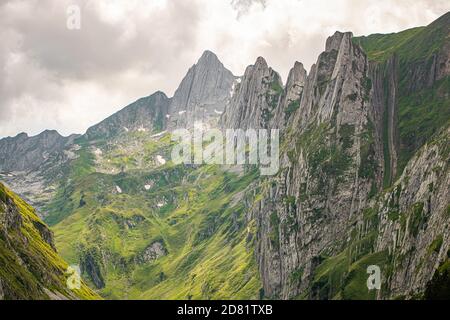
[272,61,307,130]
[291,32,371,129]
[220,57,284,129]
[243,21,450,299]
[85,91,170,140]
[0,183,98,300]
[0,130,78,173]
[247,31,382,299]
[400,12,450,94]
[368,55,399,187]
[79,247,105,289]
[169,50,236,128]
[374,128,449,298]
[355,11,450,177]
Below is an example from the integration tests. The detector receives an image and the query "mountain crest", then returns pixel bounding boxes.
[168,50,236,128]
[254,56,268,69]
[220,56,283,129]
[0,129,78,172]
[197,50,220,64]
[84,91,170,140]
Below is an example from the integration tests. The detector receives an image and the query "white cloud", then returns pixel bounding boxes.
[0,0,448,138]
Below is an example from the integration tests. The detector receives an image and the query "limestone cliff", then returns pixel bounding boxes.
[234,19,450,299]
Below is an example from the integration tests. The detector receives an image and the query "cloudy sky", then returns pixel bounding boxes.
[0,0,448,138]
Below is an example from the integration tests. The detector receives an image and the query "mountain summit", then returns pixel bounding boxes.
[169,50,236,127]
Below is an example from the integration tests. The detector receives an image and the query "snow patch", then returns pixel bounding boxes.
[138,126,147,132]
[144,185,152,190]
[214,109,223,115]
[157,203,164,208]
[166,114,171,118]
[116,185,122,194]
[151,130,167,138]
[123,127,129,132]
[178,110,186,115]
[156,155,166,165]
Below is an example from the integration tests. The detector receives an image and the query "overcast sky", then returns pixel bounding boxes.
[0,0,448,138]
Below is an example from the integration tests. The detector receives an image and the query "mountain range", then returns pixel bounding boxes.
[0,12,449,300]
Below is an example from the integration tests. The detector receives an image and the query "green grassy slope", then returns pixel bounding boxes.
[354,11,450,180]
[0,183,99,300]
[48,132,262,299]
[354,12,449,63]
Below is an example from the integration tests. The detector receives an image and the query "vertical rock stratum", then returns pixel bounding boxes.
[240,15,450,299]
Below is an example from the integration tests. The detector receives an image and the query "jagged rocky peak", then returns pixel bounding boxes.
[0,129,78,173]
[169,50,236,128]
[84,91,170,140]
[198,49,222,65]
[291,29,369,128]
[252,30,381,299]
[220,56,284,130]
[14,132,29,140]
[284,61,307,109]
[270,61,308,129]
[287,61,307,87]
[325,31,353,52]
[254,56,269,69]
[151,90,170,104]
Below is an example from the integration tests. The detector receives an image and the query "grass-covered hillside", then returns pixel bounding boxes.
[47,131,262,299]
[354,11,450,178]
[0,183,99,300]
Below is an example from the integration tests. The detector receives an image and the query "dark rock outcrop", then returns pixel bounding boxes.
[80,248,105,289]
[135,241,167,264]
